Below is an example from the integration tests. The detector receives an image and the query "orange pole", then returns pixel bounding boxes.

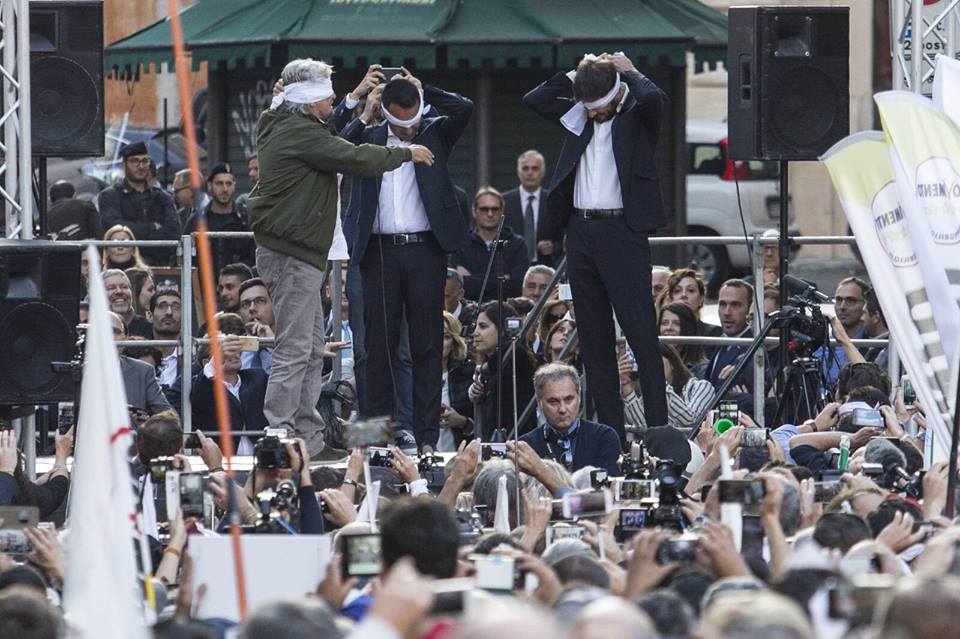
[166,0,248,619]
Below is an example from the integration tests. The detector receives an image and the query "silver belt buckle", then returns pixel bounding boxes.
[395,233,411,245]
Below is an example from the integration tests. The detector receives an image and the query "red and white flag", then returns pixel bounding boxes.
[62,246,149,638]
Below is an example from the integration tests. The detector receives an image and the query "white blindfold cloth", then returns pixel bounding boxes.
[270,78,334,110]
[560,53,623,136]
[381,90,425,128]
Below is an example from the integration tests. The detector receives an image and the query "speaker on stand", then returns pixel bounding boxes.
[727,6,850,376]
[29,0,105,235]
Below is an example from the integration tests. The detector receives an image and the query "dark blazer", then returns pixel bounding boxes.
[473,348,537,440]
[522,70,668,241]
[190,368,269,440]
[341,85,474,263]
[520,418,622,476]
[446,358,475,448]
[449,226,530,301]
[503,186,560,265]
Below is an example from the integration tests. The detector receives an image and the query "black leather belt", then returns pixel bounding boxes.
[371,231,434,246]
[575,208,624,219]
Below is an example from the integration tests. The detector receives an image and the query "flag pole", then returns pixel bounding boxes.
[166,0,249,619]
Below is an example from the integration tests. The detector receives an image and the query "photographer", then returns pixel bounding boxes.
[619,343,715,431]
[0,428,72,521]
[468,301,537,439]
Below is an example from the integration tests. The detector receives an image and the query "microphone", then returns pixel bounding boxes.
[782,274,832,303]
[863,438,913,490]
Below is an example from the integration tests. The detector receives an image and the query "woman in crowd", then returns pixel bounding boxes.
[659,302,710,377]
[659,267,721,339]
[438,311,475,452]
[102,224,151,271]
[469,301,536,439]
[529,299,572,356]
[541,315,579,369]
[125,267,157,319]
[619,343,715,431]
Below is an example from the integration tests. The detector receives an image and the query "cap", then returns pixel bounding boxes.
[206,163,233,182]
[120,141,149,159]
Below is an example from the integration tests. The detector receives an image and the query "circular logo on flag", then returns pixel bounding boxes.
[914,157,960,244]
[871,181,917,267]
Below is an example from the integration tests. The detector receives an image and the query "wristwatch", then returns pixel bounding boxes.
[342,478,358,487]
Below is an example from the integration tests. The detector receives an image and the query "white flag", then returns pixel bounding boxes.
[62,246,149,639]
[493,475,510,533]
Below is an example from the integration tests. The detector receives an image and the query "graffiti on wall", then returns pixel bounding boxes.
[231,79,273,159]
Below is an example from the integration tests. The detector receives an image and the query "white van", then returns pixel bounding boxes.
[685,119,799,290]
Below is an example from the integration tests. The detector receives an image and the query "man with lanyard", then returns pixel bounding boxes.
[342,69,473,453]
[518,363,621,475]
[524,52,669,447]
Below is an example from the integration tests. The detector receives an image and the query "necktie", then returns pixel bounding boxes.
[252,349,263,369]
[524,195,536,261]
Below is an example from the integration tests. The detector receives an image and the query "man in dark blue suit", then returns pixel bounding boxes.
[502,150,560,267]
[342,70,473,451]
[524,52,668,446]
[516,363,621,476]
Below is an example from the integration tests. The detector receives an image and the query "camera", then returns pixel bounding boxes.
[618,478,656,501]
[343,533,382,579]
[620,441,649,480]
[472,555,526,592]
[742,428,768,448]
[656,536,699,564]
[504,317,522,338]
[418,452,447,493]
[178,472,207,518]
[590,469,610,490]
[717,479,766,505]
[254,429,292,469]
[368,447,393,468]
[149,456,175,483]
[561,489,612,519]
[814,480,843,503]
[546,522,586,545]
[0,506,38,560]
[652,459,684,531]
[455,509,485,545]
[615,506,652,542]
[344,417,394,449]
[481,443,509,461]
[852,409,884,428]
[717,400,739,424]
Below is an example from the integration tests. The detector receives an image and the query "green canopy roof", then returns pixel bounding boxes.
[106,0,727,75]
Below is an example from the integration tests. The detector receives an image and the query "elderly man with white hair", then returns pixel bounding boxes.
[247,57,435,461]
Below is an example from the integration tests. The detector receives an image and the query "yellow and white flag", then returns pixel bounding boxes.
[821,132,952,462]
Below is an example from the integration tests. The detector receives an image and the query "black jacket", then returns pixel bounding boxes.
[342,84,474,263]
[183,204,256,273]
[522,69,668,240]
[520,418,622,476]
[98,180,180,264]
[473,348,537,440]
[447,358,475,448]
[449,226,529,302]
[503,187,561,267]
[190,368,269,446]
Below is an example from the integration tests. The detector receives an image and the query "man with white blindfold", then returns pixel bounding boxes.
[524,52,669,448]
[247,58,434,461]
[343,68,473,453]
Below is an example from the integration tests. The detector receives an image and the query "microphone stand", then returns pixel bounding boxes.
[510,329,521,526]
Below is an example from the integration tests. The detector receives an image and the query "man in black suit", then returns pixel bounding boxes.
[342,70,473,451]
[503,150,559,267]
[514,363,620,475]
[524,52,668,445]
[706,279,762,405]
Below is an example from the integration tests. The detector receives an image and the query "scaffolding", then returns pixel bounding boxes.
[0,0,32,240]
[892,0,960,93]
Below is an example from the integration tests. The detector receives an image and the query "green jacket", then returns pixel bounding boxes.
[247,109,411,268]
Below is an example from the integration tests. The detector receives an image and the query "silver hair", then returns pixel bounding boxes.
[277,58,334,116]
[472,460,522,528]
[446,268,464,291]
[517,149,545,168]
[101,268,129,282]
[523,264,556,287]
[534,362,581,400]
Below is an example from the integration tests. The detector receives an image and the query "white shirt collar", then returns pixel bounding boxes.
[520,187,541,201]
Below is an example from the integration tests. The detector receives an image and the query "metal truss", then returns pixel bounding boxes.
[0,0,33,239]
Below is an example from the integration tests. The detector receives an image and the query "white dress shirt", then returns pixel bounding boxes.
[574,85,630,210]
[375,131,430,234]
[158,349,180,387]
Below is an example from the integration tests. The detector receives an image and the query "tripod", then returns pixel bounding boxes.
[772,356,829,426]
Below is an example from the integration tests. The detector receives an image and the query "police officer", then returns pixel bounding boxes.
[98,141,180,265]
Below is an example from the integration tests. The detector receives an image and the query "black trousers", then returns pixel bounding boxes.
[566,215,668,444]
[359,236,445,448]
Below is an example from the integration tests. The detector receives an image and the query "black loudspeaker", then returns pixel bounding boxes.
[727,6,849,161]
[0,241,82,404]
[30,0,104,157]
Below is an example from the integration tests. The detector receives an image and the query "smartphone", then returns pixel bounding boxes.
[741,514,764,559]
[742,428,769,448]
[717,479,766,505]
[345,418,394,448]
[343,533,382,579]
[700,484,713,502]
[562,489,612,519]
[546,522,586,546]
[656,536,699,564]
[852,408,884,428]
[618,479,656,501]
[178,472,206,518]
[238,335,259,352]
[828,576,895,620]
[481,443,509,461]
[901,375,916,405]
[814,481,843,503]
[718,400,740,423]
[912,520,935,538]
[379,67,403,82]
[618,507,650,532]
[367,446,393,468]
[590,469,610,490]
[430,578,472,614]
[0,506,39,561]
[472,555,521,591]
[183,432,201,449]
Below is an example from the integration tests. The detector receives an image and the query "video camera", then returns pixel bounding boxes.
[247,479,299,534]
[775,294,829,358]
[418,452,447,493]
[254,428,292,469]
[651,459,684,531]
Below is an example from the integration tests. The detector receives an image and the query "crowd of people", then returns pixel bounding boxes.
[0,51,953,639]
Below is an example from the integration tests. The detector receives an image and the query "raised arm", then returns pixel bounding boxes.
[522,71,578,124]
[424,84,474,150]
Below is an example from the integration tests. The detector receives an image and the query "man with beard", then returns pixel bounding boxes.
[98,141,180,265]
[151,289,183,387]
[184,164,255,274]
[103,269,153,338]
[218,263,254,313]
[818,276,871,385]
[239,277,276,374]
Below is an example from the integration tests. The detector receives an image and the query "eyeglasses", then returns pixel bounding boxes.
[155,302,181,312]
[240,297,270,309]
[126,157,151,167]
[835,296,864,307]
